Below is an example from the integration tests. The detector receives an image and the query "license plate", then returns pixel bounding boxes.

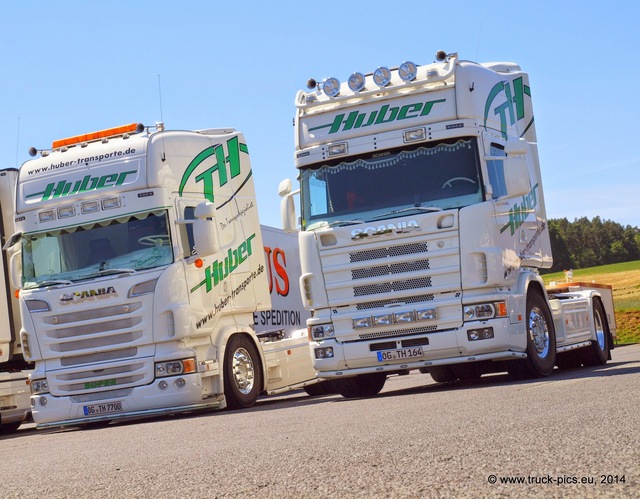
[377,347,424,362]
[83,401,123,416]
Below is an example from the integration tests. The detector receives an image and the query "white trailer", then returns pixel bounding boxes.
[0,168,32,433]
[8,123,319,428]
[280,51,616,397]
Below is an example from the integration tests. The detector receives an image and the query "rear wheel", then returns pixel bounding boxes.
[508,290,556,379]
[580,299,611,366]
[333,373,386,399]
[0,421,22,433]
[426,365,457,383]
[304,380,336,397]
[223,335,263,409]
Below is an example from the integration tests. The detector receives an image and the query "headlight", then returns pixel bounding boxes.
[463,302,507,321]
[31,379,49,395]
[155,358,196,378]
[309,324,335,340]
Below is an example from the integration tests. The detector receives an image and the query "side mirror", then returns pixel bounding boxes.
[504,156,530,198]
[279,178,299,233]
[9,250,22,290]
[193,202,217,256]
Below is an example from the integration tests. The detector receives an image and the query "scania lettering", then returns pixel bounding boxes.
[280,51,617,397]
[9,123,320,428]
[0,169,32,433]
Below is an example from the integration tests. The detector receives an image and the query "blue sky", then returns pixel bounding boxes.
[1,1,639,229]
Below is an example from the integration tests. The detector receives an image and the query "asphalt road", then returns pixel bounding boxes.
[2,344,639,498]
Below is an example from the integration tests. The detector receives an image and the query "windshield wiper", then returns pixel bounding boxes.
[307,220,365,230]
[79,268,137,279]
[371,206,442,220]
[30,279,73,289]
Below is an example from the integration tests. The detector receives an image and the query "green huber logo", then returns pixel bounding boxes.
[26,170,137,202]
[500,183,539,236]
[483,77,532,140]
[310,99,446,135]
[178,135,250,204]
[181,136,257,295]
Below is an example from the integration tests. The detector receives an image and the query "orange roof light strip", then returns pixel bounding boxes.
[52,123,143,149]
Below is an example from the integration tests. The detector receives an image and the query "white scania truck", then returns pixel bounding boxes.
[280,51,617,397]
[8,123,318,428]
[0,168,32,433]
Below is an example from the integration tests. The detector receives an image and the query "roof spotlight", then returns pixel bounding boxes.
[399,61,418,82]
[322,77,341,97]
[373,67,392,87]
[348,72,366,92]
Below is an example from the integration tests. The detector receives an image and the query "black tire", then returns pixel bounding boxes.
[333,373,386,399]
[507,290,556,379]
[303,380,336,397]
[451,363,484,381]
[0,421,22,433]
[223,335,263,410]
[427,365,457,383]
[580,299,611,367]
[555,350,582,369]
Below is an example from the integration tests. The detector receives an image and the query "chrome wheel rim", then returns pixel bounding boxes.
[231,347,255,394]
[529,306,550,358]
[594,308,606,351]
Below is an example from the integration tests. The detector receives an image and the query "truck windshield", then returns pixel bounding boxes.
[22,211,173,288]
[300,137,483,229]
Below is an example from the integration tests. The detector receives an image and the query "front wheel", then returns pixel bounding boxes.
[580,298,611,366]
[223,335,263,410]
[333,373,386,399]
[508,290,556,379]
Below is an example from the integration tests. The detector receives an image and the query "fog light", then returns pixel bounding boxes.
[159,380,168,390]
[394,311,415,323]
[353,317,372,329]
[175,378,186,389]
[416,308,437,320]
[39,397,48,407]
[373,313,393,326]
[314,347,334,359]
[467,327,494,341]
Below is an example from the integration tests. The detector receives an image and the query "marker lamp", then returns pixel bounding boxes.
[101,196,121,210]
[328,143,347,156]
[81,200,100,214]
[57,205,75,218]
[38,210,56,222]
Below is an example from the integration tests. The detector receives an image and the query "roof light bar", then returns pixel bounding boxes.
[52,122,144,149]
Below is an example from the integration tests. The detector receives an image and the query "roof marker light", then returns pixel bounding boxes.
[52,122,144,149]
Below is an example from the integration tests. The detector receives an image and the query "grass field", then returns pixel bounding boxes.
[542,260,640,344]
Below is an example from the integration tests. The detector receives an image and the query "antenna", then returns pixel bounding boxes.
[15,116,20,167]
[158,74,166,162]
[475,8,485,61]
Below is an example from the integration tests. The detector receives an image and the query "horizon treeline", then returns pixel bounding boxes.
[544,217,640,273]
